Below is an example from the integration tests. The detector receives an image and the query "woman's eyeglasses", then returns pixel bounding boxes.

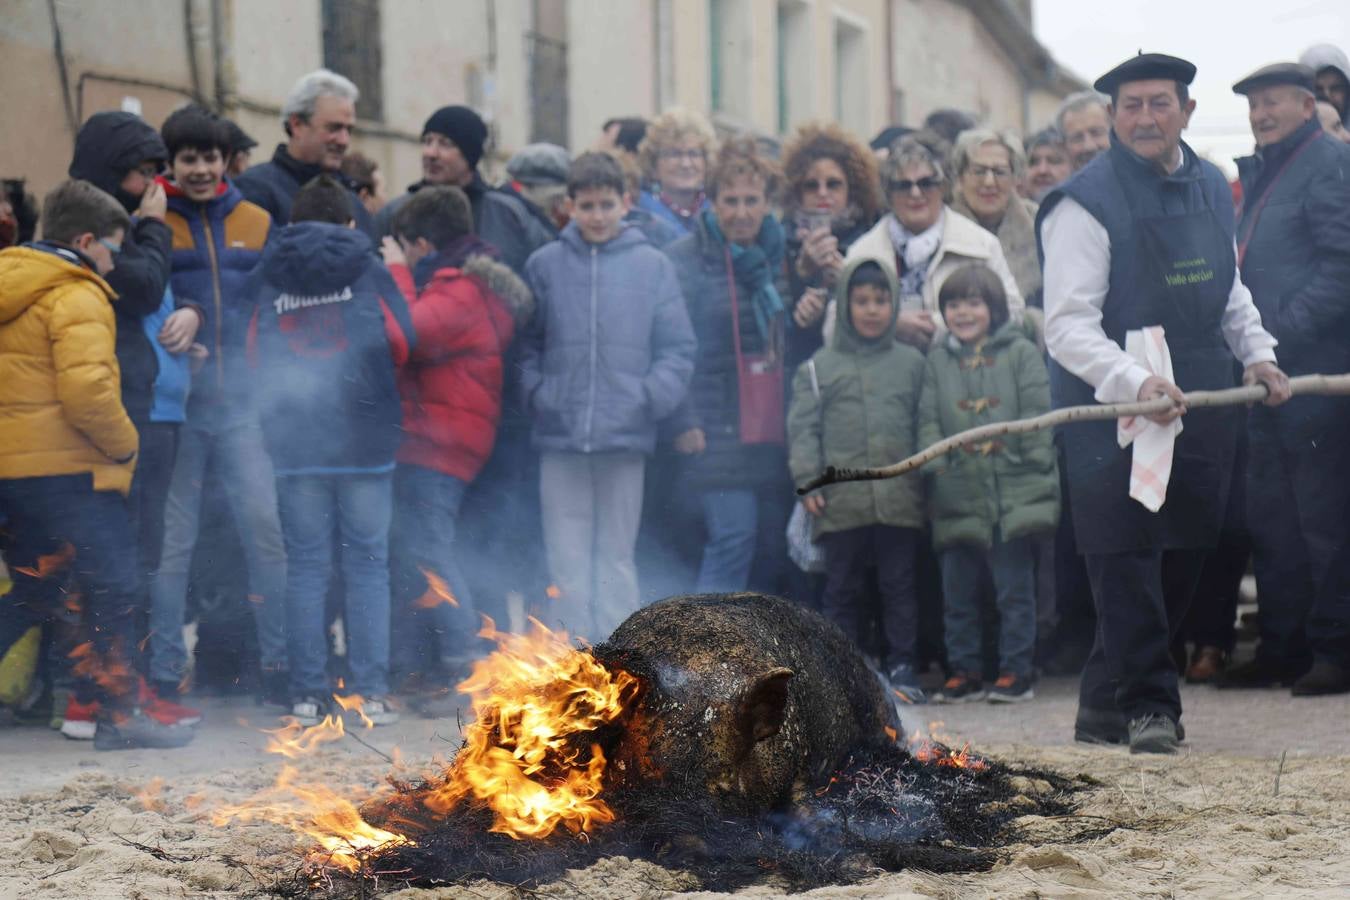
[966,165,1013,181]
[888,177,943,195]
[803,178,845,193]
[659,148,705,162]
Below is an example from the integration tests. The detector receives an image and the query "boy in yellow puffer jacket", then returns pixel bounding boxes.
[0,180,192,750]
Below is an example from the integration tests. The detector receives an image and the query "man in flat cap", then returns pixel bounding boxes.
[1037,53,1291,753]
[1215,63,1350,697]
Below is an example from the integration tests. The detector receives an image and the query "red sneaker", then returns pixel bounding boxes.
[141,681,202,727]
[60,695,99,740]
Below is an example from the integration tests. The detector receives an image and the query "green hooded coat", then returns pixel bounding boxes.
[918,322,1059,550]
[788,257,926,536]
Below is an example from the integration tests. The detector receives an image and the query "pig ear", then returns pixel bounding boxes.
[740,667,794,744]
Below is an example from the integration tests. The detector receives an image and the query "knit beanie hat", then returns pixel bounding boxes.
[422,106,488,169]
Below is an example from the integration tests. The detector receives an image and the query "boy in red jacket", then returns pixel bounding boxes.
[380,187,532,714]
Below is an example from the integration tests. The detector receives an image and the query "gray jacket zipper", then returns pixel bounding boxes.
[584,244,598,451]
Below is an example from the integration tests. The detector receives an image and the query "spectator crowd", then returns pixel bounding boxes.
[2,42,1349,754]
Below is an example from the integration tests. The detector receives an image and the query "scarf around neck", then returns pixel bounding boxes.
[703,209,786,342]
[885,210,944,305]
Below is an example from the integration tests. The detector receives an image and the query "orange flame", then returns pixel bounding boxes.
[908,720,988,772]
[262,714,348,759]
[332,693,374,729]
[420,615,638,839]
[132,777,168,813]
[211,765,409,873]
[14,542,75,579]
[544,584,562,600]
[414,568,459,609]
[68,640,135,698]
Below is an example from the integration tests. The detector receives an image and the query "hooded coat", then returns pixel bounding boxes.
[67,111,175,424]
[788,257,926,536]
[918,321,1058,551]
[519,222,697,455]
[1300,43,1350,126]
[251,222,414,475]
[0,245,139,494]
[389,243,533,483]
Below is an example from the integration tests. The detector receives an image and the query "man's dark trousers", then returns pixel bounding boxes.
[1078,549,1207,722]
[0,474,143,708]
[1247,401,1350,675]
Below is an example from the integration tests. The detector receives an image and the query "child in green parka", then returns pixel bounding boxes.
[919,263,1059,705]
[789,258,928,703]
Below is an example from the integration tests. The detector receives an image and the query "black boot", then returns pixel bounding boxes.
[1290,661,1350,697]
[1213,656,1293,689]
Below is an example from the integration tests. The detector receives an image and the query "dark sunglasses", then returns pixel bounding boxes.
[803,178,845,192]
[888,177,943,195]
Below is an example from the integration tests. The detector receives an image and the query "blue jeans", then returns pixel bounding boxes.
[941,536,1037,677]
[696,489,759,593]
[277,473,394,698]
[149,422,288,686]
[389,465,479,675]
[0,475,142,710]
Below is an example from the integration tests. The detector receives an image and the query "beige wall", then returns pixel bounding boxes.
[892,0,1025,131]
[2,0,1072,202]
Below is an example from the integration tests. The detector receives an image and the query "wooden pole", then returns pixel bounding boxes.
[798,373,1350,494]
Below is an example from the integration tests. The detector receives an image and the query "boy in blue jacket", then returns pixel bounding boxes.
[147,107,288,709]
[252,175,414,726]
[520,153,696,642]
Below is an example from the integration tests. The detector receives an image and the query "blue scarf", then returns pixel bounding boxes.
[703,210,786,342]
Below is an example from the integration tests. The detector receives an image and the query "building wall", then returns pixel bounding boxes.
[2,0,1073,201]
[891,0,1025,131]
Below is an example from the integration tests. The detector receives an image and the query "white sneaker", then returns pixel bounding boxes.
[291,697,326,727]
[361,697,399,726]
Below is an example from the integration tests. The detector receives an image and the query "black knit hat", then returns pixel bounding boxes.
[422,106,488,169]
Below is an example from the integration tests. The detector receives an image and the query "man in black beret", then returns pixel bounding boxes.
[1214,63,1350,697]
[1037,53,1292,753]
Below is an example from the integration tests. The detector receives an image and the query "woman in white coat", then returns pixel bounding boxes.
[823,137,1023,350]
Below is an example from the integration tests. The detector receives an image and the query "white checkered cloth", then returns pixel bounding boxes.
[1117,326,1182,513]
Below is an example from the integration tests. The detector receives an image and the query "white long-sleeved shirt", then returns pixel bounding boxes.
[1041,196,1278,405]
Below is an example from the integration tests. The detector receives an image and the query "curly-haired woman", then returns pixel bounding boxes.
[779,123,885,367]
[634,108,717,237]
[665,137,790,593]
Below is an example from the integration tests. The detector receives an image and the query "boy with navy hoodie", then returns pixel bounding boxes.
[252,175,414,727]
[520,153,696,642]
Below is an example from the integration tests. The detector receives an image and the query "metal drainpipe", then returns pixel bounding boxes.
[183,0,206,105]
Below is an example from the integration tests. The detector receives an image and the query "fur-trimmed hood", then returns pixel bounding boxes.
[462,253,534,326]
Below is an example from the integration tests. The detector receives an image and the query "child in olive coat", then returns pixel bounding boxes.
[789,258,927,702]
[919,263,1058,704]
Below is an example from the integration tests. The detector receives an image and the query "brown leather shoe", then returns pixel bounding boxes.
[1185,646,1226,684]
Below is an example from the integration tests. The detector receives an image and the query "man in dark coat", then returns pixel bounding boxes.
[373,105,553,275]
[1215,63,1350,696]
[1038,53,1291,754]
[234,68,372,233]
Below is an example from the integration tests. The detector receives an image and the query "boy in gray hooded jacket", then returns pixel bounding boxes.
[520,153,696,642]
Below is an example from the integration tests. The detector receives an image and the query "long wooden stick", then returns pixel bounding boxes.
[798,373,1350,494]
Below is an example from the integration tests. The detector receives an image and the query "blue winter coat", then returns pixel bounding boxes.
[163,179,271,427]
[251,222,415,475]
[143,286,191,424]
[518,222,696,455]
[234,144,374,234]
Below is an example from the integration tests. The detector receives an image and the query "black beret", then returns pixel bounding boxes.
[1094,52,1197,96]
[1232,62,1316,96]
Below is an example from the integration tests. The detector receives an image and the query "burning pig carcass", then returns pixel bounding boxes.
[594,592,903,812]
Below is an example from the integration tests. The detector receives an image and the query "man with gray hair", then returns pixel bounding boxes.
[235,68,372,232]
[1215,63,1350,696]
[1056,90,1112,171]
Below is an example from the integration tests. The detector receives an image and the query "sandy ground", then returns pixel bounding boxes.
[3,678,1349,899]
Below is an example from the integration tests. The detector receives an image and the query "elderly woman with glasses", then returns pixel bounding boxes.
[825,137,1024,349]
[950,128,1043,306]
[635,108,718,237]
[778,122,885,367]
